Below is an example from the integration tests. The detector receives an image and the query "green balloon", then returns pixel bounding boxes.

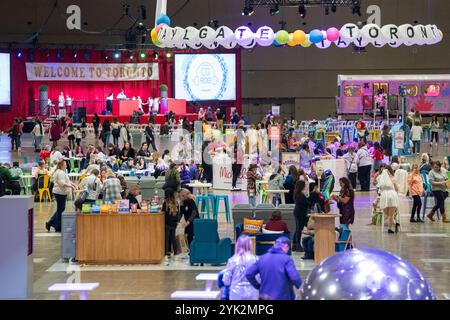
[276,30,290,45]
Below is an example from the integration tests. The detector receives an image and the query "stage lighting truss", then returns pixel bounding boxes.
[244,0,359,12]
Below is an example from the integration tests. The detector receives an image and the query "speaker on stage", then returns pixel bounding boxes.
[73,107,86,123]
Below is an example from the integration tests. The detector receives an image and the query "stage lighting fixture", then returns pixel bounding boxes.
[128,51,134,60]
[352,1,362,16]
[166,52,172,59]
[140,51,147,59]
[269,5,280,16]
[242,0,254,16]
[84,51,91,61]
[298,5,306,18]
[16,50,23,58]
[152,51,159,59]
[56,50,63,59]
[103,52,109,60]
[113,51,121,59]
[44,50,50,58]
[331,4,337,13]
[72,51,78,58]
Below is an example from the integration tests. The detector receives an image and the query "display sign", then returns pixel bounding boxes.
[212,155,248,190]
[0,53,11,105]
[281,152,300,172]
[174,53,236,101]
[25,62,159,81]
[268,124,281,141]
[118,200,130,213]
[394,131,405,149]
[272,105,280,116]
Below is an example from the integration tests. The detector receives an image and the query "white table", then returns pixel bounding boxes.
[48,283,99,300]
[265,189,289,205]
[195,273,219,291]
[188,182,212,195]
[171,290,220,300]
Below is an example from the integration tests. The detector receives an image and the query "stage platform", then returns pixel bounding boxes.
[85,113,198,125]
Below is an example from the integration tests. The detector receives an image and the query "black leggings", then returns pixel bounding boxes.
[431,131,439,143]
[231,164,242,188]
[165,225,178,256]
[411,195,422,219]
[432,190,446,214]
[348,172,357,189]
[358,165,372,191]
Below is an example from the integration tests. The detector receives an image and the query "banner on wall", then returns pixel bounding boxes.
[25,62,159,81]
[281,152,300,172]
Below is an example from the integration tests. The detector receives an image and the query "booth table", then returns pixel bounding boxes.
[76,213,165,264]
[310,214,340,264]
[187,182,212,195]
[112,100,139,116]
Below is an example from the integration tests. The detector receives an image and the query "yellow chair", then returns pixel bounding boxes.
[37,175,52,202]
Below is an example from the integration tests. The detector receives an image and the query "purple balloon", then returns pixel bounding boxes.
[300,248,436,300]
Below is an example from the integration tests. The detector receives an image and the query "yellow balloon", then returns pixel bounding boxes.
[287,33,297,46]
[151,28,158,40]
[439,30,444,40]
[293,30,307,44]
[300,39,311,47]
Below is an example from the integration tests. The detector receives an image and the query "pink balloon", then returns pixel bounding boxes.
[327,27,340,42]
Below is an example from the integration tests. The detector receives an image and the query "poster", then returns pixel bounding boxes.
[394,131,405,149]
[212,154,249,190]
[272,105,280,116]
[281,152,300,172]
[268,124,280,141]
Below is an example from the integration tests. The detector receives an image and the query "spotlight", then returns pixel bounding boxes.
[128,51,134,60]
[113,51,121,59]
[166,52,172,59]
[84,51,91,61]
[325,6,329,15]
[103,52,109,60]
[73,50,78,58]
[269,5,280,16]
[15,50,23,58]
[139,51,147,59]
[45,50,50,58]
[152,51,158,60]
[298,5,306,18]
[242,0,254,16]
[331,5,337,13]
[56,50,63,59]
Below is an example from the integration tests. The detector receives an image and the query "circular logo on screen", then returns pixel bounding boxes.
[183,54,228,100]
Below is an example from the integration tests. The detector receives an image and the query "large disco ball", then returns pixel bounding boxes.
[299,248,436,300]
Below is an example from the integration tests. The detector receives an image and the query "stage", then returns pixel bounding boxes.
[85,113,198,125]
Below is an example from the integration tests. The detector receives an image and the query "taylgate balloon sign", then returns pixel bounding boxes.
[151,15,443,49]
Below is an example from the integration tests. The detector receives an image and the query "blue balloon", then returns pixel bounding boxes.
[273,40,282,47]
[300,248,436,300]
[309,29,324,44]
[156,14,171,26]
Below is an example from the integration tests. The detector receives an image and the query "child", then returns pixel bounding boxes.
[247,164,261,207]
[75,126,82,147]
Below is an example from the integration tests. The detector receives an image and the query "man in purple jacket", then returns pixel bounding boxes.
[246,237,302,300]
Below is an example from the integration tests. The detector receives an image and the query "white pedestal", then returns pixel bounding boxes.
[0,196,34,299]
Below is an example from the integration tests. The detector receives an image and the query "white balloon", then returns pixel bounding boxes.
[198,26,217,48]
[388,40,403,48]
[340,23,360,41]
[372,39,386,47]
[413,25,429,45]
[215,26,233,43]
[172,27,187,49]
[157,25,172,47]
[222,40,237,49]
[241,38,257,49]
[235,26,254,47]
[255,26,274,47]
[184,27,202,49]
[361,23,382,43]
[353,37,370,48]
[381,24,400,43]
[334,37,350,48]
[424,24,439,45]
[398,24,415,45]
[315,39,332,49]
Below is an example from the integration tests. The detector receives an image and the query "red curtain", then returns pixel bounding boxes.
[0,49,172,130]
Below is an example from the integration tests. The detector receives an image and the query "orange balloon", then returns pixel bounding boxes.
[287,36,297,47]
[293,30,307,44]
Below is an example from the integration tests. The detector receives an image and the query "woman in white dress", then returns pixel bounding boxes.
[377,165,400,234]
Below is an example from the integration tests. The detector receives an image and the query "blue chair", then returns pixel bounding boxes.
[335,225,354,252]
[189,219,232,266]
[213,195,231,223]
[235,223,291,256]
[195,195,212,219]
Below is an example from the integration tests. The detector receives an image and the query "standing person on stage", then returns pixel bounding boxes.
[48,98,56,116]
[137,96,144,115]
[145,123,157,152]
[32,118,44,152]
[46,160,77,232]
[117,89,127,100]
[356,141,373,192]
[65,94,73,113]
[246,237,302,301]
[106,93,114,114]
[58,92,65,110]
[111,118,121,147]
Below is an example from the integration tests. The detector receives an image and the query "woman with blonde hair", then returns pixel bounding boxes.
[223,235,259,300]
[408,164,424,223]
[178,188,199,245]
[377,165,400,234]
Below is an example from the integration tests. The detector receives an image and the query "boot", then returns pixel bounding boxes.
[442,213,450,224]
[427,210,436,222]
